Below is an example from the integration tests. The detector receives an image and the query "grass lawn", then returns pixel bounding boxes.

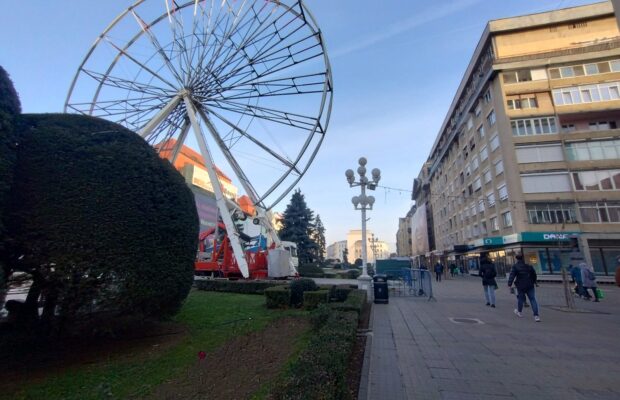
[3,290,303,400]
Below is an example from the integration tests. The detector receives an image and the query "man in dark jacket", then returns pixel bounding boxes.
[434,262,444,282]
[508,253,540,322]
[478,253,497,308]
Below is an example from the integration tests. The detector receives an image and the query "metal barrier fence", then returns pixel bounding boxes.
[382,269,435,301]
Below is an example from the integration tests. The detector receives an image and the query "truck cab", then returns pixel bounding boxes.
[280,241,299,268]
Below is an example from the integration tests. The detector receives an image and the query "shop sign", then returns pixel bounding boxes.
[520,232,580,242]
[483,236,504,246]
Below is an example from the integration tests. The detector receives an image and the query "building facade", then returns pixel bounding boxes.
[326,240,348,262]
[415,2,620,275]
[345,230,390,264]
[396,205,416,257]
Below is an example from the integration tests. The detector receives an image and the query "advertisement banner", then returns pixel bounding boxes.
[410,204,430,256]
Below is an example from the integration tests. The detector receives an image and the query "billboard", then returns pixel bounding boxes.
[192,188,218,231]
[410,204,430,256]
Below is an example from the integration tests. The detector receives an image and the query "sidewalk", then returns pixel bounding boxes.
[360,276,620,400]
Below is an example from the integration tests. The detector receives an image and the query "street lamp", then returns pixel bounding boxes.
[346,157,381,296]
[369,233,380,268]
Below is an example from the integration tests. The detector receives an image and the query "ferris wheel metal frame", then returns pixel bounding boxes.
[65,0,333,278]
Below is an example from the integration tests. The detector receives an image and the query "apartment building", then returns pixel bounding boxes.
[326,240,347,262]
[396,205,416,257]
[414,2,620,275]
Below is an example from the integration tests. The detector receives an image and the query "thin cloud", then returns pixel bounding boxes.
[331,0,484,58]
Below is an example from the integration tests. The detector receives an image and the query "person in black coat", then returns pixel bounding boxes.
[434,262,444,282]
[508,253,540,322]
[478,253,497,307]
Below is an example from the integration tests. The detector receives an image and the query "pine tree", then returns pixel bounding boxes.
[279,189,317,264]
[313,214,326,263]
[342,247,349,267]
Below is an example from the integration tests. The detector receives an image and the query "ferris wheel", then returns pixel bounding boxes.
[65,0,333,277]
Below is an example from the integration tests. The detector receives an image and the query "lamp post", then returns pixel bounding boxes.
[346,157,381,298]
[370,233,380,270]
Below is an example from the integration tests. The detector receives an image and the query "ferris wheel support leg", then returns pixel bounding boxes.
[138,94,183,138]
[183,95,250,278]
[170,119,191,165]
[196,109,293,273]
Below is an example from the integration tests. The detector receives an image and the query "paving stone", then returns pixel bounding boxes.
[360,277,620,400]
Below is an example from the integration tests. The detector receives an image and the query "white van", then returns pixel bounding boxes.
[280,241,299,268]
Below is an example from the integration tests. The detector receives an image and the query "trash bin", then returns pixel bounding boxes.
[373,274,389,304]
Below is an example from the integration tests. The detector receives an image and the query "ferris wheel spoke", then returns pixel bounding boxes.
[196,1,289,90]
[103,37,179,90]
[165,1,192,84]
[81,69,172,97]
[131,10,185,85]
[207,98,321,133]
[213,72,327,101]
[205,107,299,173]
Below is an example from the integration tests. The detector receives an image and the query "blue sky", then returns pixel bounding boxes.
[0,0,602,250]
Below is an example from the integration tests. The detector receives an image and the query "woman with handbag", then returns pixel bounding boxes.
[579,263,600,302]
[479,253,497,308]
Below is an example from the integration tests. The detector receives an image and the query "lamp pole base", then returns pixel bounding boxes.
[357,275,373,303]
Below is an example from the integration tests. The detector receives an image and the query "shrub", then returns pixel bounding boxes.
[0,66,21,288]
[331,289,367,317]
[346,269,360,279]
[297,263,324,278]
[303,289,329,310]
[4,114,198,327]
[333,285,352,302]
[289,278,318,307]
[272,310,358,399]
[264,286,291,309]
[195,279,284,294]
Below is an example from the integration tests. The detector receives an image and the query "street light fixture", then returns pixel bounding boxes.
[345,157,381,296]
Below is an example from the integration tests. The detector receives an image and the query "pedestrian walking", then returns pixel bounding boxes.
[478,253,497,308]
[450,263,458,277]
[569,264,585,298]
[434,262,444,282]
[508,253,541,322]
[579,262,600,302]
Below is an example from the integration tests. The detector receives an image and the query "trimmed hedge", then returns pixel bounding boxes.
[265,286,291,309]
[5,114,199,323]
[333,285,352,302]
[297,263,325,278]
[272,310,359,399]
[289,278,318,307]
[331,289,367,316]
[303,289,329,310]
[195,279,284,294]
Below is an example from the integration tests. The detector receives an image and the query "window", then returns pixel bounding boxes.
[579,202,620,223]
[477,125,485,139]
[483,168,492,184]
[503,70,532,84]
[502,211,513,227]
[497,184,508,201]
[553,82,620,106]
[478,198,485,213]
[507,97,538,110]
[588,121,617,130]
[473,224,480,237]
[480,145,488,162]
[490,216,499,231]
[511,116,558,136]
[565,140,620,161]
[483,90,492,104]
[469,137,475,150]
[527,203,578,224]
[521,173,572,193]
[474,103,482,117]
[481,220,487,234]
[473,177,482,192]
[486,191,496,207]
[486,110,496,126]
[550,60,620,78]
[490,134,500,152]
[516,144,564,163]
[471,156,479,172]
[572,170,620,191]
[467,117,473,130]
[494,159,504,176]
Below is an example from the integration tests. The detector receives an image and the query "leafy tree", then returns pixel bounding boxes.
[342,247,349,268]
[278,189,317,264]
[313,214,326,263]
[0,66,21,294]
[354,258,363,267]
[4,114,199,330]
